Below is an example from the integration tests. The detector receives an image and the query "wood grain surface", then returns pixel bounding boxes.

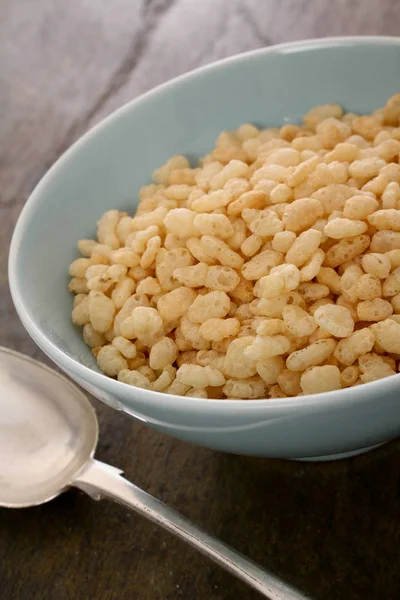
[2,1,400,599]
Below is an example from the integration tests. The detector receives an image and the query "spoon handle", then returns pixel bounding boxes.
[73,459,310,600]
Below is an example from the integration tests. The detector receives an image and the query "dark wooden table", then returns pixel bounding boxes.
[2,2,400,599]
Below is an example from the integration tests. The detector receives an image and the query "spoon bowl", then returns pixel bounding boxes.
[0,347,98,507]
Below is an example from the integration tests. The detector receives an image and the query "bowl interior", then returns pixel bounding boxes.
[10,38,400,378]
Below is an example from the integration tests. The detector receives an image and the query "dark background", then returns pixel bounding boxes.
[2,1,400,599]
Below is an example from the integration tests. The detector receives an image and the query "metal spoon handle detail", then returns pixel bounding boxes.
[73,459,310,600]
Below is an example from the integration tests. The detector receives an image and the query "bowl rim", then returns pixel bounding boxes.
[9,35,400,413]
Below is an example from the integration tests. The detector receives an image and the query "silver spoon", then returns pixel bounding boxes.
[0,347,310,600]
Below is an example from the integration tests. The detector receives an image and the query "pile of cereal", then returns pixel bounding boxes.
[69,94,400,399]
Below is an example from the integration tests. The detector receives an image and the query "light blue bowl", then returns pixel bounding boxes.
[9,37,400,460]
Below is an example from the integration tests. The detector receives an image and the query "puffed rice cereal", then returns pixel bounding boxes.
[69,94,400,398]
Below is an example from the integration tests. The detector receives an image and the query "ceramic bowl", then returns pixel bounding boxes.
[9,37,400,460]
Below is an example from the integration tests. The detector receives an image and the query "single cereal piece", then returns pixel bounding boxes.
[256,318,286,336]
[277,369,302,396]
[287,156,322,188]
[112,278,136,309]
[83,323,105,348]
[69,277,88,295]
[185,388,209,399]
[270,183,293,205]
[298,282,330,302]
[316,267,342,295]
[136,277,162,296]
[88,291,116,333]
[241,249,283,280]
[300,249,325,282]
[113,293,150,336]
[371,318,400,353]
[343,195,379,220]
[352,116,382,140]
[313,184,353,216]
[187,290,230,323]
[130,225,160,254]
[334,328,375,365]
[382,182,400,209]
[358,352,396,383]
[176,364,226,388]
[69,257,97,279]
[199,318,240,341]
[370,231,400,253]
[241,234,263,257]
[157,287,197,322]
[129,306,163,339]
[112,336,137,359]
[383,93,400,125]
[165,379,191,396]
[249,209,284,237]
[186,237,215,265]
[210,160,249,190]
[256,356,285,385]
[78,239,97,257]
[149,337,179,370]
[244,335,291,360]
[177,350,198,367]
[324,235,370,268]
[271,264,300,292]
[223,378,266,399]
[163,208,197,235]
[325,142,359,163]
[357,298,393,322]
[173,262,209,288]
[348,157,386,180]
[268,384,288,398]
[340,264,363,303]
[227,190,267,216]
[272,231,296,253]
[254,274,285,299]
[205,265,240,292]
[368,210,400,232]
[303,104,343,129]
[97,345,128,377]
[156,247,195,290]
[282,198,323,233]
[250,165,289,185]
[361,253,391,279]
[300,365,341,394]
[179,315,210,351]
[118,368,151,388]
[340,365,360,387]
[152,155,189,184]
[224,336,257,378]
[324,218,368,239]
[355,274,382,300]
[282,305,317,337]
[382,270,400,297]
[97,210,120,249]
[193,213,234,238]
[286,339,336,371]
[152,368,176,392]
[313,304,354,338]
[386,249,400,270]
[285,229,322,267]
[391,294,400,313]
[196,350,226,371]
